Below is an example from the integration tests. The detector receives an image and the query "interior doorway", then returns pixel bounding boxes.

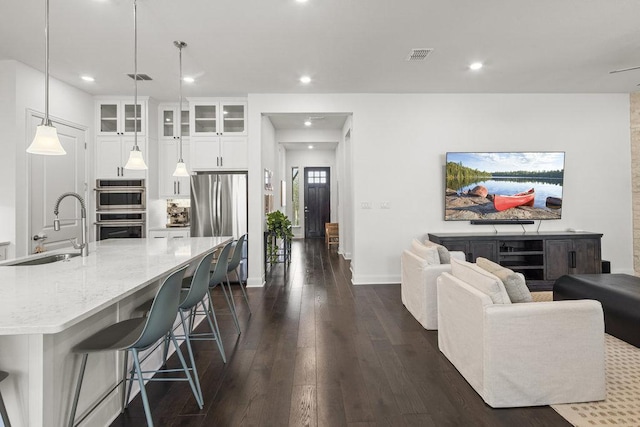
[304,167,330,239]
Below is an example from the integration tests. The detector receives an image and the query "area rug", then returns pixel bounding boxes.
[531,292,640,426]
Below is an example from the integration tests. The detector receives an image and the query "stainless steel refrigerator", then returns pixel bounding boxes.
[191,172,248,280]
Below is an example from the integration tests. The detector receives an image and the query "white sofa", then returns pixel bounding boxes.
[437,258,606,408]
[400,241,465,330]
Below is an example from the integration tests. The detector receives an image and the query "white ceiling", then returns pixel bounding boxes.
[1,0,640,131]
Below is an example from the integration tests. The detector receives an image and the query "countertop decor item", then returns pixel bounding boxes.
[26,0,66,156]
[172,41,189,177]
[123,0,148,170]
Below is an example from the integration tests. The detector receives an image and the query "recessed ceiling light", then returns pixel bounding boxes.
[300,75,311,84]
[304,120,312,126]
[308,145,314,149]
[296,0,309,3]
[469,62,483,71]
[81,75,95,82]
[183,77,195,83]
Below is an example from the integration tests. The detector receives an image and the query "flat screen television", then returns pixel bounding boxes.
[445,152,565,222]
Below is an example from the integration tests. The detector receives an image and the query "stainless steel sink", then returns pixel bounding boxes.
[5,252,81,266]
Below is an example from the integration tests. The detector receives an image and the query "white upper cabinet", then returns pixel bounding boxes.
[95,97,151,179]
[189,136,247,171]
[158,103,190,197]
[97,98,147,136]
[188,98,247,137]
[159,103,189,140]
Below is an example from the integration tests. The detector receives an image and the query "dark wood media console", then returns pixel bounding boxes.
[428,231,603,291]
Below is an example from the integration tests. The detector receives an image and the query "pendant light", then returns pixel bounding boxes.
[172,41,189,177]
[124,0,148,170]
[26,0,66,155]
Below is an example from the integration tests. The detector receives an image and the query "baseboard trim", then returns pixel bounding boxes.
[351,273,401,285]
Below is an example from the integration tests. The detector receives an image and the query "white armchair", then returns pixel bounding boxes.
[400,246,465,330]
[437,259,606,408]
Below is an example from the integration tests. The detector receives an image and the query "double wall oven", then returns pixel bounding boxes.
[95,179,146,240]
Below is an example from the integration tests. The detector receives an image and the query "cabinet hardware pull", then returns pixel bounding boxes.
[174,182,176,194]
[570,251,577,269]
[177,181,180,194]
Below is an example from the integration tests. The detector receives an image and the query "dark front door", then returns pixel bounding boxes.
[304,167,330,239]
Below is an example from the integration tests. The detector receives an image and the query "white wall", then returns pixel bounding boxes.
[0,60,94,258]
[248,93,633,285]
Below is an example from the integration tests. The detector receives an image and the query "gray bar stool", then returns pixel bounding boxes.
[226,234,251,314]
[134,249,227,406]
[209,242,241,334]
[0,370,11,427]
[67,266,200,427]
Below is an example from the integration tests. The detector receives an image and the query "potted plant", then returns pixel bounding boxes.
[266,211,293,263]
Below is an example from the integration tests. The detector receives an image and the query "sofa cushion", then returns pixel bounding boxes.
[410,239,440,265]
[476,257,532,303]
[423,239,451,264]
[450,258,511,304]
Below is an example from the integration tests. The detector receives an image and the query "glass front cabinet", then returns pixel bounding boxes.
[159,104,189,139]
[188,98,247,137]
[97,98,147,136]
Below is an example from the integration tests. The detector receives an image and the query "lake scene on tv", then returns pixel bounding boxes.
[445,152,565,221]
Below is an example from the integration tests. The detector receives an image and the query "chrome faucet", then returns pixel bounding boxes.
[53,192,89,257]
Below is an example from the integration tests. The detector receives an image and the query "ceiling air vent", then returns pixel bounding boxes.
[126,73,152,81]
[406,48,434,62]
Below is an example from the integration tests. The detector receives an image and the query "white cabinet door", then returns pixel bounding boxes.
[159,141,190,198]
[149,229,190,239]
[190,137,220,170]
[96,137,125,178]
[190,137,247,170]
[170,229,190,238]
[97,100,146,136]
[220,102,247,135]
[96,136,146,178]
[189,100,247,137]
[190,102,219,136]
[159,105,189,139]
[220,137,248,169]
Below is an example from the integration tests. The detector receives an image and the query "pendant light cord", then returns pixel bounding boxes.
[133,0,139,149]
[44,0,50,125]
[178,42,184,162]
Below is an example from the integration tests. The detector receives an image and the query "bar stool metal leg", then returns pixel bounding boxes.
[68,354,88,427]
[0,371,12,427]
[120,351,129,413]
[204,291,226,362]
[131,349,154,427]
[178,310,203,406]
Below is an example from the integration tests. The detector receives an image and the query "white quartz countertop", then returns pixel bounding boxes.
[0,237,231,335]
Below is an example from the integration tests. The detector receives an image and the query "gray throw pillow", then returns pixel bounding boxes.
[475,257,532,303]
[423,240,451,264]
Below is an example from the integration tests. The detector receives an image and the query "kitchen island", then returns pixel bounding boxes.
[0,236,231,427]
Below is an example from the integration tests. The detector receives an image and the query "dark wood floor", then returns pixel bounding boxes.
[111,239,570,426]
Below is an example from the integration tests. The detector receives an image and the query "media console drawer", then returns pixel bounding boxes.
[428,231,602,291]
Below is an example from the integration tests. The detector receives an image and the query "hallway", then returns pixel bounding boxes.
[111,239,568,426]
